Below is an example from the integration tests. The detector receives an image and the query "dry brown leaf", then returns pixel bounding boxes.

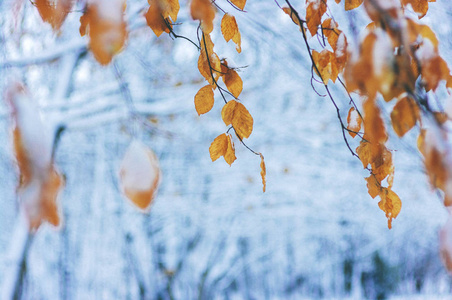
[439,215,452,273]
[190,0,216,34]
[401,0,429,18]
[221,100,254,139]
[312,49,339,84]
[79,0,127,65]
[282,7,300,25]
[35,0,73,31]
[365,175,381,199]
[120,141,161,210]
[363,98,387,147]
[6,83,64,230]
[345,0,363,11]
[260,153,266,193]
[378,187,402,229]
[221,14,242,53]
[145,1,170,37]
[221,65,243,98]
[194,85,214,115]
[391,97,420,137]
[322,18,340,51]
[230,0,246,10]
[209,133,236,165]
[306,0,327,37]
[346,107,362,138]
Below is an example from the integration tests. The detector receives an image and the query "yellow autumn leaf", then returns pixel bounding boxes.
[345,0,363,11]
[378,187,402,229]
[221,65,243,98]
[260,153,266,193]
[365,175,380,199]
[312,49,339,84]
[209,133,236,165]
[282,7,300,25]
[306,0,327,37]
[145,1,170,37]
[35,0,73,31]
[390,97,420,137]
[346,107,362,138]
[79,0,127,65]
[221,100,254,139]
[194,85,215,115]
[119,141,161,210]
[230,0,246,10]
[190,0,216,33]
[221,14,242,53]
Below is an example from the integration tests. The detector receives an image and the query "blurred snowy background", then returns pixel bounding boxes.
[1,0,452,299]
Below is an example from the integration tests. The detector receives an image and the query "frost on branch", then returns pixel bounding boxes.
[5,83,64,230]
[119,140,161,210]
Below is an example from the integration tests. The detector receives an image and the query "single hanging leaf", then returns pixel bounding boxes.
[145,0,180,37]
[363,97,387,147]
[401,0,429,18]
[194,85,214,115]
[312,50,339,84]
[221,62,243,98]
[439,215,452,273]
[346,107,362,138]
[119,140,161,210]
[190,0,216,34]
[260,153,266,193]
[35,0,74,31]
[209,133,236,165]
[345,0,363,11]
[221,100,253,139]
[390,96,420,137]
[221,14,242,53]
[79,0,127,65]
[365,175,381,199]
[221,14,238,42]
[378,187,402,229]
[230,0,246,10]
[282,7,300,25]
[306,0,327,37]
[145,1,171,37]
[6,82,64,230]
[322,18,340,51]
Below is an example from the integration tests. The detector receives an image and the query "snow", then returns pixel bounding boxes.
[0,0,452,299]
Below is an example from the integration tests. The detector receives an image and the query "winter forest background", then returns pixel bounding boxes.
[1,0,452,299]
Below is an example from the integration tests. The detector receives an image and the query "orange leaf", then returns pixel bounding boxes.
[194,85,214,115]
[145,1,170,37]
[390,96,420,137]
[221,100,254,139]
[322,18,340,51]
[363,98,387,146]
[345,0,363,11]
[306,0,327,37]
[35,0,73,31]
[230,0,246,10]
[6,82,64,230]
[439,215,452,272]
[190,0,216,34]
[209,133,236,165]
[401,0,429,18]
[312,49,339,84]
[221,64,243,98]
[346,107,362,138]
[221,14,242,53]
[120,141,161,210]
[282,7,300,25]
[378,187,401,229]
[260,153,266,193]
[79,0,127,65]
[365,175,381,199]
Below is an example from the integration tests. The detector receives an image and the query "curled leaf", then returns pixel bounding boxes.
[260,153,266,192]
